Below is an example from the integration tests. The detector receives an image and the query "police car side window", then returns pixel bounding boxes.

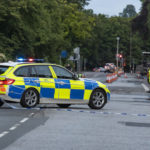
[30,66,37,77]
[52,66,73,79]
[34,66,52,78]
[14,66,30,77]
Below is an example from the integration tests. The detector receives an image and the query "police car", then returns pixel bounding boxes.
[0,59,110,109]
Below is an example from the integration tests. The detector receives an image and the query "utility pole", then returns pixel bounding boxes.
[130,32,132,73]
[116,37,120,70]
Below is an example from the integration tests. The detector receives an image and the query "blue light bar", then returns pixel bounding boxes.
[34,59,44,62]
[16,58,44,63]
[17,58,26,62]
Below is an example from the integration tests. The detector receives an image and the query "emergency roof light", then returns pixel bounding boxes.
[17,57,25,62]
[16,58,44,63]
[28,58,34,62]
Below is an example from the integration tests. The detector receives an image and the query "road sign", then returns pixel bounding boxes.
[73,47,80,54]
[61,50,67,58]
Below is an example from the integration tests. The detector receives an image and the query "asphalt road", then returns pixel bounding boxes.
[1,72,150,150]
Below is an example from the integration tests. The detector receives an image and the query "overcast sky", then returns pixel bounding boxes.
[85,0,142,16]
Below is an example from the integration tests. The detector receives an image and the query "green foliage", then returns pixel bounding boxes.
[67,0,90,9]
[132,0,150,64]
[0,0,94,63]
[132,0,149,39]
[119,5,137,18]
[0,0,144,69]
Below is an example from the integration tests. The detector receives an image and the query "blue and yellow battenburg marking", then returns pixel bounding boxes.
[6,77,110,101]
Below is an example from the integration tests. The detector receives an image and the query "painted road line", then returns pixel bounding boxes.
[141,83,150,92]
[9,124,20,131]
[29,113,35,117]
[20,118,29,123]
[0,112,33,139]
[0,131,9,138]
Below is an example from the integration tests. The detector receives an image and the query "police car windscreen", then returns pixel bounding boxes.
[0,66,9,74]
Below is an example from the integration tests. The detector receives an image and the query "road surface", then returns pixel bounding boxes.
[0,72,150,150]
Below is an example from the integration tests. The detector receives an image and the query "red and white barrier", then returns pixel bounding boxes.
[136,72,141,79]
[106,73,118,83]
[118,70,124,76]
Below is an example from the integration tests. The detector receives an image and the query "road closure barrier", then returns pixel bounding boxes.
[136,72,141,79]
[118,70,124,76]
[106,73,118,83]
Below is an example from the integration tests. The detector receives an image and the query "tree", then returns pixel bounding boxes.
[119,5,137,18]
[67,0,90,9]
[0,0,143,69]
[132,0,150,54]
[132,0,150,39]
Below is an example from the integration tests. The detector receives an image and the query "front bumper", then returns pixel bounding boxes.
[107,93,110,101]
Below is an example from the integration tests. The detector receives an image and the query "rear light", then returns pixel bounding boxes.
[0,79,15,85]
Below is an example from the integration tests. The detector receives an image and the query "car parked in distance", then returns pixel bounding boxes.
[104,63,116,73]
[93,67,105,72]
[99,67,106,72]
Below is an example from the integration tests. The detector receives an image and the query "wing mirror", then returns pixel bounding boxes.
[73,73,79,80]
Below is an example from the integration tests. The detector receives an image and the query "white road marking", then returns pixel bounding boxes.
[0,113,34,139]
[29,113,35,117]
[20,118,29,123]
[9,124,20,131]
[141,83,150,92]
[0,131,9,138]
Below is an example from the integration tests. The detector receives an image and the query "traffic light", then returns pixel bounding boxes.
[116,54,123,58]
[119,54,123,58]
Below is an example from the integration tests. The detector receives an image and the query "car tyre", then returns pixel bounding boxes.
[20,88,39,108]
[88,89,107,109]
[57,104,71,108]
[0,99,4,107]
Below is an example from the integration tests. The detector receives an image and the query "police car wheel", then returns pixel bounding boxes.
[0,100,4,107]
[57,104,71,108]
[21,88,39,108]
[88,89,106,109]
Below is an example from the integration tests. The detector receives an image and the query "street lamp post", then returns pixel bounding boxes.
[116,37,120,70]
[130,32,132,73]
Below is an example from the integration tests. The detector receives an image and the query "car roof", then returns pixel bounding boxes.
[0,61,59,67]
[0,61,20,67]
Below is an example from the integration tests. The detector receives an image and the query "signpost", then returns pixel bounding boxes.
[60,50,67,65]
[61,50,67,58]
[73,47,80,73]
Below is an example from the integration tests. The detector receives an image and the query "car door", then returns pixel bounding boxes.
[30,65,57,100]
[51,65,85,100]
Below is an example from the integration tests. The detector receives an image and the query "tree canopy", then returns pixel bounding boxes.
[119,5,137,18]
[132,0,150,52]
[0,0,144,70]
